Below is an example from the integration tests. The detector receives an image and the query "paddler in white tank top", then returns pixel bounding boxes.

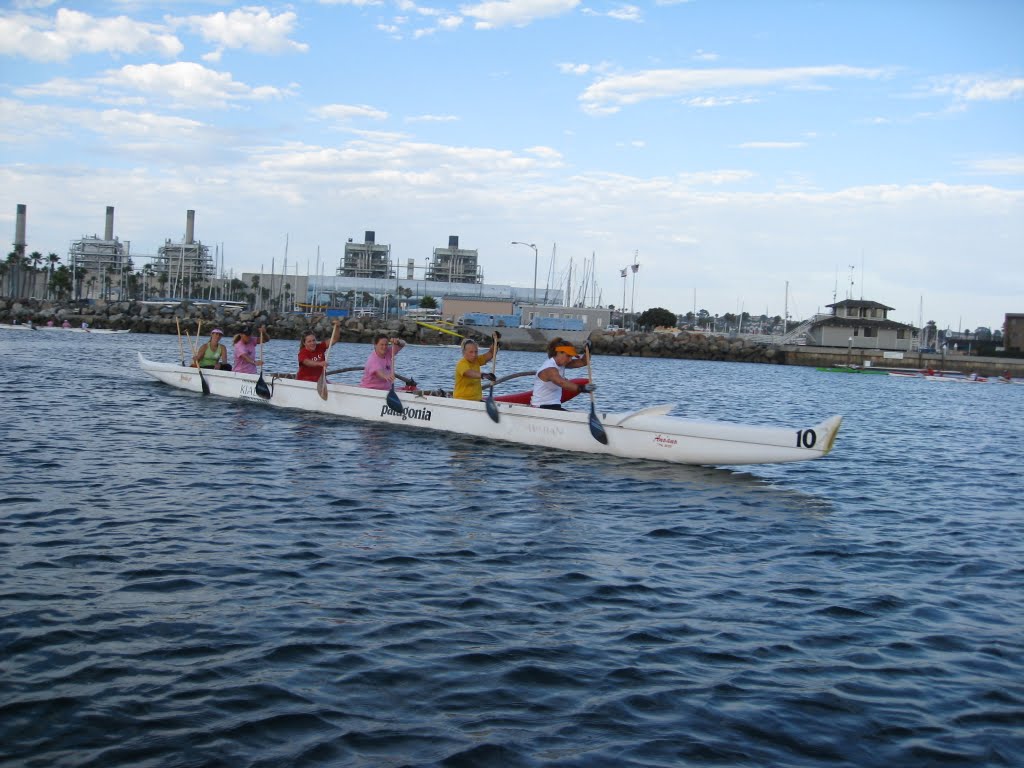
[530,338,594,410]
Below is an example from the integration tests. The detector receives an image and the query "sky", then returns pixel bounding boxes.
[1,0,1022,332]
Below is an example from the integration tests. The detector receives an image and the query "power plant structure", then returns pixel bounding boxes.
[151,210,215,295]
[339,230,391,279]
[335,231,483,285]
[68,206,131,298]
[425,235,484,284]
[13,203,26,259]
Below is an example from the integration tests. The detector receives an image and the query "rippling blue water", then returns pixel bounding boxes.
[2,332,1022,767]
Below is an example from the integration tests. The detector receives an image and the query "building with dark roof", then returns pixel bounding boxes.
[788,299,918,351]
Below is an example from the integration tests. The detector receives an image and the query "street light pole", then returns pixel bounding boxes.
[510,240,538,309]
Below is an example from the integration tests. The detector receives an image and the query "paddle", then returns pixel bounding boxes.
[317,334,332,401]
[254,327,271,399]
[485,332,500,423]
[174,317,185,366]
[386,340,404,414]
[584,341,608,444]
[185,329,210,395]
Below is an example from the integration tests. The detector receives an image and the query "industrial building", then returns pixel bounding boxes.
[340,230,392,279]
[67,206,130,300]
[150,210,215,293]
[424,236,483,284]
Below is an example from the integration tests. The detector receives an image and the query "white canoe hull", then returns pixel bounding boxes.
[138,353,842,466]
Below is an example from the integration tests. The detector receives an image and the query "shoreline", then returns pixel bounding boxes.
[3,297,1021,377]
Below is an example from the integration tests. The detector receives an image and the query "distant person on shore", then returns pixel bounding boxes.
[192,328,230,370]
[61,319,71,329]
[360,334,406,390]
[232,326,267,374]
[453,336,497,401]
[530,337,593,410]
[297,320,340,382]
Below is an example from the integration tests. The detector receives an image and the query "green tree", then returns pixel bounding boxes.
[50,265,72,300]
[28,251,43,297]
[637,307,677,330]
[419,294,438,309]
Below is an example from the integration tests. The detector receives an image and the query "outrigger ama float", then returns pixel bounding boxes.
[138,353,842,466]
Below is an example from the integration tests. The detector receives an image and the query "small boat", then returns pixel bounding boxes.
[138,353,842,466]
[0,323,130,334]
[815,368,888,376]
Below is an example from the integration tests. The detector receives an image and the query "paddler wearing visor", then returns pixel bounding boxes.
[530,337,595,410]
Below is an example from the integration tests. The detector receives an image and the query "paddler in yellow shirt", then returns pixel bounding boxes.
[453,335,498,400]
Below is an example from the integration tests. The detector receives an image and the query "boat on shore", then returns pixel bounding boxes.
[138,353,842,466]
[816,365,887,375]
[0,323,130,334]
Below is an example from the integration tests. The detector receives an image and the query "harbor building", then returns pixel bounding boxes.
[784,299,918,351]
[1005,313,1024,353]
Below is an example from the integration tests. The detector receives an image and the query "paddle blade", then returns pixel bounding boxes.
[588,401,608,444]
[485,391,499,423]
[317,370,328,401]
[255,372,271,400]
[386,385,404,414]
[197,368,210,396]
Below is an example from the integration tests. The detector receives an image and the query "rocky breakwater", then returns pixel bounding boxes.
[588,329,782,364]
[0,298,480,346]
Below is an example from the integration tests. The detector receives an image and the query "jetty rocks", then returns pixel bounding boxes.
[588,329,779,363]
[2,298,779,363]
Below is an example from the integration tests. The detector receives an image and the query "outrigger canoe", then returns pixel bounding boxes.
[138,353,842,466]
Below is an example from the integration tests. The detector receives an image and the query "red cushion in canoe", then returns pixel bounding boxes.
[494,378,589,405]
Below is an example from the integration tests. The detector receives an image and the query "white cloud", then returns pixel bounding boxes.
[929,75,1024,103]
[559,62,592,76]
[318,0,385,6]
[582,4,642,22]
[686,95,758,108]
[179,7,309,57]
[85,62,288,109]
[964,155,1024,176]
[580,65,887,115]
[314,104,390,122]
[460,0,580,30]
[406,114,460,123]
[0,8,182,62]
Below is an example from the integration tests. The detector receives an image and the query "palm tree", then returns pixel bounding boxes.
[26,251,43,297]
[50,265,72,300]
[46,253,61,299]
[74,267,88,301]
[250,275,261,310]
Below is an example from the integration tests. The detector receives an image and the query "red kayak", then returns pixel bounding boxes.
[494,378,589,405]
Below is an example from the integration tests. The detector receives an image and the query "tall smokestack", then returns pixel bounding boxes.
[104,206,114,241]
[14,203,26,257]
[185,210,195,244]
